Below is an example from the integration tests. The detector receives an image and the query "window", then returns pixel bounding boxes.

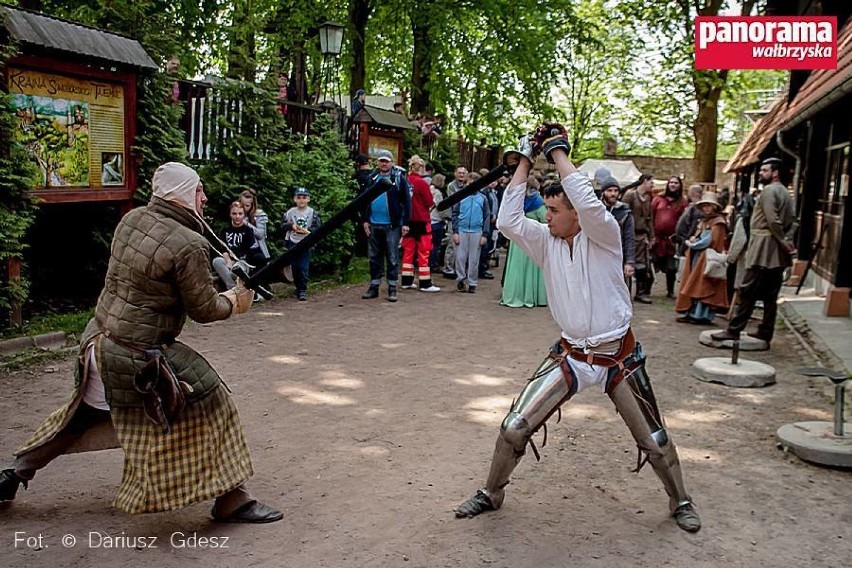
[823,144,849,216]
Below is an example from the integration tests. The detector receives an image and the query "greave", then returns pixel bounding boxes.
[482,354,576,506]
[608,366,691,513]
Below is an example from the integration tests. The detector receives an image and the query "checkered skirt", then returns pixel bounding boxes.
[111,385,253,513]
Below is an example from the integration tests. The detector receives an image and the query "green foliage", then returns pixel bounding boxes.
[133,71,188,203]
[402,128,459,177]
[197,82,356,274]
[0,307,92,341]
[0,39,41,322]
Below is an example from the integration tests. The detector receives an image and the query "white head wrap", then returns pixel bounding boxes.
[152,162,201,213]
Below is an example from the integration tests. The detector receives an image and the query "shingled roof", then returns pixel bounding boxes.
[352,105,418,130]
[1,6,157,70]
[724,95,789,173]
[725,19,852,173]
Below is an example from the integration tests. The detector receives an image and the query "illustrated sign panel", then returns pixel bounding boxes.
[7,67,125,189]
[368,133,400,164]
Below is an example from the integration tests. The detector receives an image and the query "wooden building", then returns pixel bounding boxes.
[725,12,851,307]
[2,6,157,206]
[1,6,157,324]
[350,104,418,163]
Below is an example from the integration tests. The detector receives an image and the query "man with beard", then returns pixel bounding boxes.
[622,174,655,303]
[651,176,688,299]
[600,176,635,291]
[711,157,795,347]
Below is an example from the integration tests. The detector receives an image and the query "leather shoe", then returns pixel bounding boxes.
[710,330,740,342]
[674,502,701,533]
[387,287,398,302]
[361,286,379,299]
[634,295,653,305]
[479,271,495,280]
[0,469,28,502]
[468,286,477,294]
[212,500,283,524]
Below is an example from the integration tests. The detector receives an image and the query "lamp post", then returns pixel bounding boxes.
[317,21,344,106]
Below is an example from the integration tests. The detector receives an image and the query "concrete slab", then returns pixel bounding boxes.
[0,332,67,357]
[777,421,852,468]
[32,331,67,351]
[699,330,769,351]
[693,357,776,387]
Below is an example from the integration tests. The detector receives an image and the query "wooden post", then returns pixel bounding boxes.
[7,257,22,326]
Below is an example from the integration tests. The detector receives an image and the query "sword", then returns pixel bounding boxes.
[436,163,508,211]
[197,217,276,300]
[246,177,390,290]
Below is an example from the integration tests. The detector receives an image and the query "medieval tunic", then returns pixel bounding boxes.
[622,189,653,270]
[745,181,795,270]
[498,172,632,392]
[675,215,729,314]
[15,195,253,514]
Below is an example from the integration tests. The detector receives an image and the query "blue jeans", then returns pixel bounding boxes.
[286,239,311,294]
[367,224,401,286]
[430,221,445,271]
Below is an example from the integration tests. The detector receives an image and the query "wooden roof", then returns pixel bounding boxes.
[1,6,157,70]
[352,105,418,130]
[724,95,789,172]
[725,19,852,173]
[783,20,852,129]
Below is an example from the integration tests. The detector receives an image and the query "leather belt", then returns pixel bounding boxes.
[561,329,636,369]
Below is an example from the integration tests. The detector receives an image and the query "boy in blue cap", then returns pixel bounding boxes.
[284,187,322,301]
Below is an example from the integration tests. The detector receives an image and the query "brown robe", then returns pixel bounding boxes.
[675,215,729,312]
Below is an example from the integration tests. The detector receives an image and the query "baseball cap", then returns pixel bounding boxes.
[375,149,393,162]
[355,154,370,165]
[294,187,310,196]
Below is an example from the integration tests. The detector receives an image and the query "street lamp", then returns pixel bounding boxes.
[318,21,344,57]
[317,21,345,134]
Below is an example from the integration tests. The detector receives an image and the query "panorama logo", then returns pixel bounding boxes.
[694,16,837,70]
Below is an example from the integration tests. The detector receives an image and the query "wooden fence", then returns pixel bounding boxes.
[177,79,324,161]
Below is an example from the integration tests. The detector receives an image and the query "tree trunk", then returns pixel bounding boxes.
[348,0,371,98]
[692,70,726,183]
[410,19,433,115]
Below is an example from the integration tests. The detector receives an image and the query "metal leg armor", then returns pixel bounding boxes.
[606,344,692,514]
[458,346,577,517]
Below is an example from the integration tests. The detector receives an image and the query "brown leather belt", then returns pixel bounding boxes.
[561,328,636,369]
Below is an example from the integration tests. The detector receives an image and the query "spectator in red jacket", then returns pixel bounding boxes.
[401,155,440,292]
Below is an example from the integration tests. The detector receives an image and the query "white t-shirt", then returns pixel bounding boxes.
[285,206,315,244]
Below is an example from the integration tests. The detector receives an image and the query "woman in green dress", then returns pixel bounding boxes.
[500,177,548,308]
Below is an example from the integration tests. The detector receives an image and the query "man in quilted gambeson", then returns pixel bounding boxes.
[0,163,282,523]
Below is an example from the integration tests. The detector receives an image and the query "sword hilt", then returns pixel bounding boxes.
[232,265,274,300]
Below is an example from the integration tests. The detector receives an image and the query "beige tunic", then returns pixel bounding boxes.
[745,181,796,270]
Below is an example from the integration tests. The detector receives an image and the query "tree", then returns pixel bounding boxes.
[614,0,760,180]
[347,0,372,97]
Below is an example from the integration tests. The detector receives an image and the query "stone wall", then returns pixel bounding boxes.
[617,155,736,191]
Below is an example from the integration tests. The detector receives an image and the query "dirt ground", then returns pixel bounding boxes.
[1,265,850,567]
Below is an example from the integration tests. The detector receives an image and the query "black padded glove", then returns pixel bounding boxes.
[532,122,572,163]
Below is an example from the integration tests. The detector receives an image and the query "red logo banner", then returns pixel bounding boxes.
[694,16,837,70]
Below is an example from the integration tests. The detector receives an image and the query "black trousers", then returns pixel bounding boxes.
[727,266,784,340]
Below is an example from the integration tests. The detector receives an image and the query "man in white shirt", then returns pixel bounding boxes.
[455,123,700,533]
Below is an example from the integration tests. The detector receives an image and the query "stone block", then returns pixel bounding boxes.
[823,287,850,317]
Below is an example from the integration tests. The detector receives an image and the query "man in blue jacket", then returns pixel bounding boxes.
[360,149,411,302]
[452,183,489,293]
